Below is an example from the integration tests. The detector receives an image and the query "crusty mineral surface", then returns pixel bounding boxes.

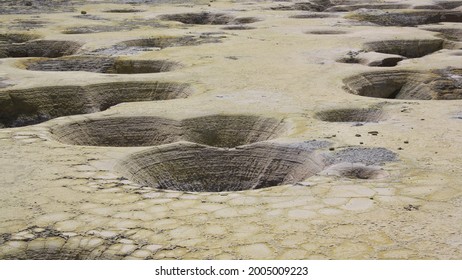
[1,0,462,260]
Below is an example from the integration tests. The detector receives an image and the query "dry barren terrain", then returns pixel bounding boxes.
[1,0,462,259]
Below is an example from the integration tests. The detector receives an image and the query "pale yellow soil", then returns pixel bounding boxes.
[1,0,462,259]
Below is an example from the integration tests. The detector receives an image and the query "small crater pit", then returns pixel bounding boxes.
[290,13,337,19]
[326,3,411,12]
[315,108,385,123]
[271,1,334,12]
[0,82,191,128]
[221,25,256,30]
[320,163,389,179]
[0,38,81,58]
[421,27,462,41]
[305,30,347,35]
[116,142,327,192]
[363,39,444,58]
[158,12,259,25]
[91,35,221,56]
[104,9,144,13]
[437,1,462,10]
[344,68,462,100]
[62,25,129,34]
[0,33,41,44]
[50,115,287,148]
[347,10,462,27]
[25,57,181,74]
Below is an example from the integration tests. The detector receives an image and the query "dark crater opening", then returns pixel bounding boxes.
[344,68,462,100]
[321,163,389,179]
[363,39,444,58]
[25,57,181,74]
[50,115,286,148]
[158,12,259,25]
[348,10,462,27]
[0,82,191,128]
[315,108,385,122]
[116,142,326,192]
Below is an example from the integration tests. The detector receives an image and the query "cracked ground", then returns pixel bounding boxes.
[1,0,462,259]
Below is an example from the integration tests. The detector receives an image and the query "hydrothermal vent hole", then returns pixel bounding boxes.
[116,142,326,192]
[344,69,462,100]
[315,108,385,123]
[0,82,191,128]
[320,163,389,179]
[50,115,287,148]
[25,57,182,74]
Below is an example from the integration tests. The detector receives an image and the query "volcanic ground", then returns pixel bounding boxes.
[1,0,462,259]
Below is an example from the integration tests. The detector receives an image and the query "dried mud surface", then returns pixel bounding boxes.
[1,0,462,260]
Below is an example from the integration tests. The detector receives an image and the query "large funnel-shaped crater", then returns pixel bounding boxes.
[116,142,326,192]
[25,57,181,74]
[0,82,191,128]
[50,115,287,148]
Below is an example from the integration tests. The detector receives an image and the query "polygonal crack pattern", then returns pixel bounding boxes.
[315,108,385,123]
[0,82,191,128]
[0,35,81,58]
[116,142,327,192]
[0,226,155,260]
[50,115,287,148]
[25,57,181,74]
[344,68,462,100]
